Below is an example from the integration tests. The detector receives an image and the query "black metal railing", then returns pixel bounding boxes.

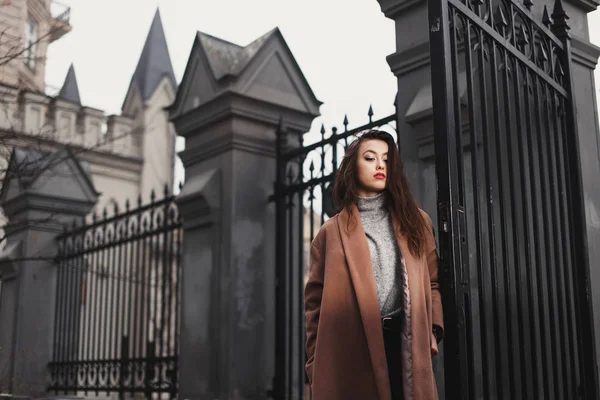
[270,108,397,399]
[428,0,598,396]
[48,186,182,400]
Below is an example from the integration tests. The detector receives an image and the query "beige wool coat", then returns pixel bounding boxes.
[305,204,444,400]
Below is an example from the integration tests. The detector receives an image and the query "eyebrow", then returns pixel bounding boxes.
[362,150,388,156]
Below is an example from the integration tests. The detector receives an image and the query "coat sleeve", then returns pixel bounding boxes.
[304,235,324,385]
[423,211,444,338]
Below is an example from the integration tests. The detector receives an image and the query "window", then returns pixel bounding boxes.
[24,16,38,70]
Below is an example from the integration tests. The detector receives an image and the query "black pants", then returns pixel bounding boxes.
[383,317,404,400]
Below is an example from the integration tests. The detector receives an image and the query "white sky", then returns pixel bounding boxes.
[44,0,600,187]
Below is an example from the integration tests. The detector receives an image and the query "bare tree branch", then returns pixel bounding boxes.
[0,4,173,259]
[0,2,68,68]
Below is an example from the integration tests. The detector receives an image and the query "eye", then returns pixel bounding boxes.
[384,159,388,163]
[365,157,375,161]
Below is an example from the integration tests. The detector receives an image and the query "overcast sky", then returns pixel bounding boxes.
[44,0,600,186]
[45,0,398,127]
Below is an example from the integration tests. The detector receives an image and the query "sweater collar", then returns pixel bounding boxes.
[356,191,386,212]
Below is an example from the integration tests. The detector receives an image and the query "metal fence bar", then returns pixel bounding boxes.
[553,93,579,397]
[111,210,121,363]
[501,44,526,398]
[133,198,143,362]
[532,71,558,397]
[523,68,549,398]
[464,17,491,400]
[511,52,537,400]
[74,235,85,365]
[546,82,572,397]
[139,199,150,361]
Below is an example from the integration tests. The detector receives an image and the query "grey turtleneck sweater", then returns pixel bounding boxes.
[356,192,404,317]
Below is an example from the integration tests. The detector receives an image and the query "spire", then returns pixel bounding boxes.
[130,8,176,102]
[58,63,81,105]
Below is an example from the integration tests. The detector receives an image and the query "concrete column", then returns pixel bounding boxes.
[172,91,317,400]
[170,28,320,399]
[0,147,98,397]
[570,36,600,380]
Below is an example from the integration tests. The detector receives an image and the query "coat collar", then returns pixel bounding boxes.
[337,203,419,400]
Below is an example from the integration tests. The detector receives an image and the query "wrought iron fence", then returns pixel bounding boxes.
[48,186,182,400]
[428,0,598,396]
[270,107,397,399]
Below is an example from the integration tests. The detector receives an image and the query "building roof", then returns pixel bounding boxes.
[130,9,177,101]
[0,146,98,206]
[197,28,276,81]
[169,27,322,120]
[58,63,81,105]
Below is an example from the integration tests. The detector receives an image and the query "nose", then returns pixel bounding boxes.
[377,159,385,170]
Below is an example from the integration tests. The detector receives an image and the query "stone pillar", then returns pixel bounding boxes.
[170,28,320,400]
[570,33,600,380]
[172,94,317,400]
[0,147,98,397]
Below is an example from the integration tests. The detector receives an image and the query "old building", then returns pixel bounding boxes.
[0,1,177,219]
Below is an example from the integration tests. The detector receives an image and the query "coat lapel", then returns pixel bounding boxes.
[391,217,418,298]
[337,204,390,400]
[391,216,416,400]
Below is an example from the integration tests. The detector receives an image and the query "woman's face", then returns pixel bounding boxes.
[356,139,388,197]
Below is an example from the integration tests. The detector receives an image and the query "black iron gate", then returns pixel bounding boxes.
[270,110,397,399]
[48,186,182,399]
[428,0,599,396]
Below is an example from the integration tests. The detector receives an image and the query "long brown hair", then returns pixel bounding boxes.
[332,129,427,256]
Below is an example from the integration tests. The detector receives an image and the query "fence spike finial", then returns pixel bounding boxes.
[150,189,156,203]
[555,58,565,77]
[164,183,169,197]
[113,201,119,216]
[368,105,374,123]
[103,207,108,220]
[551,0,570,38]
[320,123,326,136]
[552,0,566,16]
[494,5,508,31]
[517,24,529,47]
[523,0,533,11]
[125,199,130,212]
[343,115,349,131]
[542,5,552,27]
[137,193,143,207]
[537,41,549,62]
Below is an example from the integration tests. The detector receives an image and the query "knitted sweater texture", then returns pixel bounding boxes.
[356,192,403,317]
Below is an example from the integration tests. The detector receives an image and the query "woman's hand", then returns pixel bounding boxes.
[431,333,439,356]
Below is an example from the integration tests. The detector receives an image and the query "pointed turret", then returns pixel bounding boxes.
[119,8,178,203]
[127,8,176,106]
[58,63,81,105]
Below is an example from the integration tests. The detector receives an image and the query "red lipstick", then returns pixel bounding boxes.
[374,173,386,180]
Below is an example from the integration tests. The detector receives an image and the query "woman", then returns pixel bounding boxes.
[304,130,443,400]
